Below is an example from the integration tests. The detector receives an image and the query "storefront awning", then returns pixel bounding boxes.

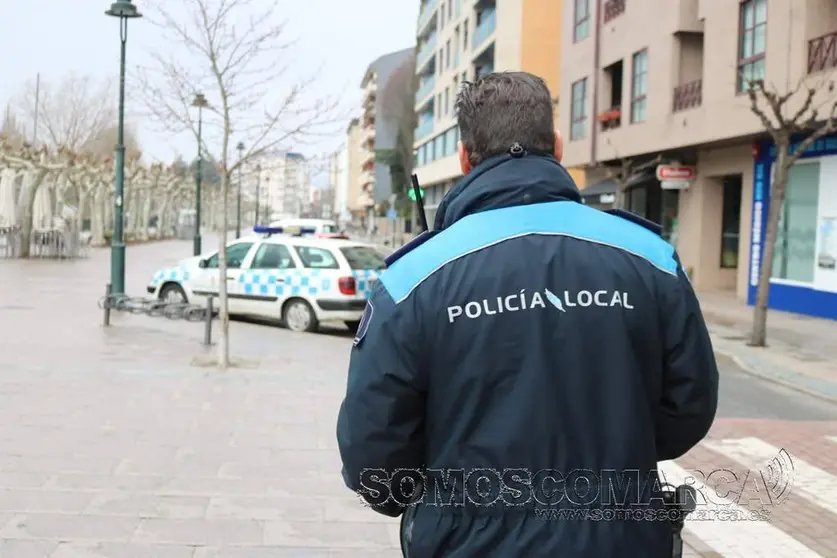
[579,178,617,198]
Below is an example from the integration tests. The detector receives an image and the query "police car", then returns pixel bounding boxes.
[146,226,385,333]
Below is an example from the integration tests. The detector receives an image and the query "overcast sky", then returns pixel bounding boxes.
[0,0,418,180]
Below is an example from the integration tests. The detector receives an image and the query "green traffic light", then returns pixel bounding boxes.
[408,187,424,201]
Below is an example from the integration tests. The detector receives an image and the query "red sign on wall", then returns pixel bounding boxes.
[656,165,696,181]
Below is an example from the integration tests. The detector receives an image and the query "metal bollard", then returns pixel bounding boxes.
[103,283,112,327]
[203,296,214,345]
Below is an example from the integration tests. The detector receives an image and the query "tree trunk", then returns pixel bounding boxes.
[77,188,89,234]
[750,142,788,347]
[159,193,172,238]
[140,190,152,240]
[218,168,231,369]
[18,169,48,258]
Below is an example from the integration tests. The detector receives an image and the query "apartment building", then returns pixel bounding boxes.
[412,0,585,226]
[345,118,367,222]
[257,151,311,221]
[559,0,837,320]
[358,48,415,214]
[328,145,351,224]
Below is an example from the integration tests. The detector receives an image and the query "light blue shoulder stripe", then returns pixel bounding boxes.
[380,201,677,303]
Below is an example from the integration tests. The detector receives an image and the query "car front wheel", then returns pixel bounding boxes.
[159,283,187,304]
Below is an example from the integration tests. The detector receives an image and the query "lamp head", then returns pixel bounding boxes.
[105,0,142,18]
[192,93,208,108]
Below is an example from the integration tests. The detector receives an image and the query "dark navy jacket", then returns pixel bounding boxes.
[336,154,719,558]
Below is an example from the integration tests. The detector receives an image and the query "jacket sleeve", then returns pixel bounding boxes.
[336,283,426,517]
[656,259,719,461]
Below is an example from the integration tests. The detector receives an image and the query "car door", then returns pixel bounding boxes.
[237,242,298,318]
[192,240,257,312]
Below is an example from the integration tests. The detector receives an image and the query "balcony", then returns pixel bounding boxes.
[672,80,702,112]
[603,0,626,24]
[417,0,438,35]
[417,34,438,68]
[808,31,837,74]
[473,9,496,50]
[416,76,435,105]
[598,106,622,131]
[415,116,434,141]
[361,149,374,166]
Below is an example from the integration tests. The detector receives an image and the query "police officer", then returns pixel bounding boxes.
[336,72,718,557]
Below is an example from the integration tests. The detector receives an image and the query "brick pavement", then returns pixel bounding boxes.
[0,241,833,556]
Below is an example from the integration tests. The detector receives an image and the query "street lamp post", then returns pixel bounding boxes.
[255,164,261,226]
[105,0,142,296]
[191,93,208,256]
[235,142,244,238]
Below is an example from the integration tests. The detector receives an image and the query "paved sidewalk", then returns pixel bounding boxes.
[699,291,837,401]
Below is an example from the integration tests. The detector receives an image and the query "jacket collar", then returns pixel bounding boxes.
[433,154,583,230]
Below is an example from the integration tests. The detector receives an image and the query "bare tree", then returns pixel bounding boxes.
[378,54,418,215]
[135,0,342,368]
[600,140,662,209]
[15,73,116,151]
[746,78,837,347]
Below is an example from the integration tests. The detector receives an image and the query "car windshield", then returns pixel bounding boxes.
[340,246,386,270]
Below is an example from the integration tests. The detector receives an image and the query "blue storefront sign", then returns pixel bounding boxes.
[749,135,837,320]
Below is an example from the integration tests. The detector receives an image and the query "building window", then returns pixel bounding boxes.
[570,78,588,140]
[463,19,469,50]
[772,161,820,283]
[437,93,443,119]
[720,176,742,268]
[444,87,450,114]
[446,40,451,68]
[574,0,590,42]
[448,0,452,18]
[630,49,648,123]
[440,5,445,28]
[738,0,766,92]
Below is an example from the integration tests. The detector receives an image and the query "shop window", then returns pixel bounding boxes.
[720,176,742,268]
[661,190,680,245]
[772,161,820,283]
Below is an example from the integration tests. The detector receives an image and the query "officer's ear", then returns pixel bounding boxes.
[458,141,473,175]
[554,128,564,163]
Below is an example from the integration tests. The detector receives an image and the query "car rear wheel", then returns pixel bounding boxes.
[159,283,187,304]
[283,298,318,333]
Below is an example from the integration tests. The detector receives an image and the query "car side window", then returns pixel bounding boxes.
[293,246,339,269]
[205,242,254,269]
[251,244,296,269]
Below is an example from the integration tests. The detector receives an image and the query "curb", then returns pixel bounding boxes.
[714,347,837,405]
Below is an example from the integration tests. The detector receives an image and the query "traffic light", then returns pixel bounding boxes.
[408,187,424,201]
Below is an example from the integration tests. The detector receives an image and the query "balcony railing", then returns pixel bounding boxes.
[808,31,837,74]
[473,9,496,50]
[598,106,622,131]
[673,80,702,112]
[416,77,435,104]
[603,0,626,24]
[417,34,437,67]
[415,117,434,141]
[417,0,438,33]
